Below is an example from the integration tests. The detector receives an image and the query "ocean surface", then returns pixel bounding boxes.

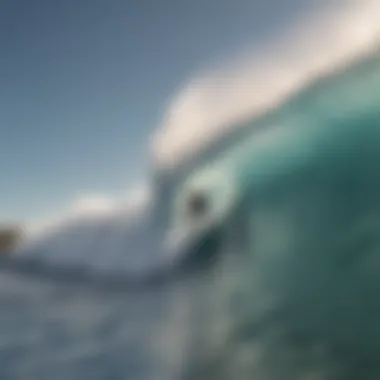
[2,50,380,379]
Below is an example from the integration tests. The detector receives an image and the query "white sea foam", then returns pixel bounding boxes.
[152,0,380,170]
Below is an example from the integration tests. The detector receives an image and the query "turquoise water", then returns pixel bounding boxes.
[2,51,380,379]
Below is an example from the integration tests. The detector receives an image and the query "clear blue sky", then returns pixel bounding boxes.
[0,0,316,223]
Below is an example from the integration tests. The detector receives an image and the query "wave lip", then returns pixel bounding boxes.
[152,0,380,171]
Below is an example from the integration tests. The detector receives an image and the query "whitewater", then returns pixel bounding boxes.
[2,2,380,379]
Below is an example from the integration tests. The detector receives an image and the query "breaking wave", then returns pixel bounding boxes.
[5,0,380,286]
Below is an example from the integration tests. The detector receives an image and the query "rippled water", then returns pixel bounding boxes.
[0,246,243,380]
[0,271,160,380]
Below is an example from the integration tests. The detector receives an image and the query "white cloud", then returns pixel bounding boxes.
[68,194,116,217]
[23,183,151,241]
[151,0,380,170]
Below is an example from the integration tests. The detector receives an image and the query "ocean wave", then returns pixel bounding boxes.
[9,0,380,286]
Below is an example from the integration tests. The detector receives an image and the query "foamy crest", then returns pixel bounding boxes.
[152,0,380,170]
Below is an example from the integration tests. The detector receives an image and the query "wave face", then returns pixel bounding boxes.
[3,52,380,379]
